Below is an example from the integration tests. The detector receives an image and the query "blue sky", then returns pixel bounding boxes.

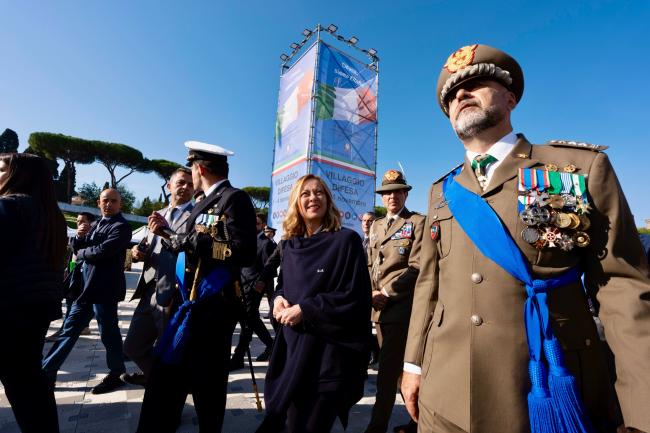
[1,0,649,225]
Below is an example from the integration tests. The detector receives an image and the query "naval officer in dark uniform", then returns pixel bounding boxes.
[137,140,257,433]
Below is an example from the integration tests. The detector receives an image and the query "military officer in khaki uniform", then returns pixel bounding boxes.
[365,170,425,433]
[401,44,650,433]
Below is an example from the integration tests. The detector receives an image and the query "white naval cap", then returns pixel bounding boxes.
[184,140,235,166]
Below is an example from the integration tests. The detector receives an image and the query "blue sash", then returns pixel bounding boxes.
[155,252,231,364]
[443,167,592,433]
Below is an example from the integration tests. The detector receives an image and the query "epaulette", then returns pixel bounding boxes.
[546,140,608,152]
[433,162,464,184]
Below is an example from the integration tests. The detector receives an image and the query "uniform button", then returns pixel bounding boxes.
[470,315,483,326]
[471,273,483,284]
[432,214,438,219]
[585,338,591,346]
[185,268,191,272]
[380,245,384,249]
[175,284,179,289]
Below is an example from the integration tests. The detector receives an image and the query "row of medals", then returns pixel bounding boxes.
[519,190,591,251]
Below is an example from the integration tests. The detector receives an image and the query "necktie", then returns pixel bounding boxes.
[471,154,497,189]
[385,217,394,234]
[168,207,178,226]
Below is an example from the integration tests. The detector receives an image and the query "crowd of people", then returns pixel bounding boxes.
[1,43,649,433]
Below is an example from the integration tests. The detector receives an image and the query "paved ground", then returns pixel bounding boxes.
[0,264,410,432]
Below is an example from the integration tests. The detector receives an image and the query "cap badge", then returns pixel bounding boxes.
[385,170,400,181]
[444,44,478,73]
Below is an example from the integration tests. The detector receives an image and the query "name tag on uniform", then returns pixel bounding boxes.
[391,222,413,240]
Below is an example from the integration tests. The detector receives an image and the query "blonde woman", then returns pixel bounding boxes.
[257,174,371,433]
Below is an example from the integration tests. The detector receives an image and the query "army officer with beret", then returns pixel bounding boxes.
[365,170,425,433]
[400,44,650,433]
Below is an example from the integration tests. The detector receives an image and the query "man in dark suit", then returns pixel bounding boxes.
[121,167,194,385]
[361,211,375,253]
[137,141,257,433]
[361,211,381,368]
[230,213,276,370]
[42,188,133,394]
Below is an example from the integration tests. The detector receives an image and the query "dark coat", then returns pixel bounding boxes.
[241,231,277,289]
[0,194,64,320]
[260,241,282,284]
[73,213,132,304]
[640,234,650,265]
[263,228,372,426]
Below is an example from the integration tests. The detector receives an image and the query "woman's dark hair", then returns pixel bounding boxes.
[0,153,67,265]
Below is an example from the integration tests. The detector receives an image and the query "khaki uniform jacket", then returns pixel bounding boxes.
[404,135,650,432]
[369,208,425,324]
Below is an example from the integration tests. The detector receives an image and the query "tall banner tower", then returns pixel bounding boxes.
[269,24,379,237]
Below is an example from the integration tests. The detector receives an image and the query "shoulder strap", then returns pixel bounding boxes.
[211,187,239,216]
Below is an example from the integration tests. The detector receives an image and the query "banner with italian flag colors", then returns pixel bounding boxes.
[313,42,377,172]
[272,43,317,167]
[269,40,378,238]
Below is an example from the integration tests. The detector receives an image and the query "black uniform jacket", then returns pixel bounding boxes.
[181,180,257,297]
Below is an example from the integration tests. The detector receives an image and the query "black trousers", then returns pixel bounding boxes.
[136,295,238,433]
[232,288,274,359]
[0,317,59,433]
[256,390,341,433]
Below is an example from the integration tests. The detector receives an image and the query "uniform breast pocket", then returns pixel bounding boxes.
[430,206,453,258]
[393,239,412,261]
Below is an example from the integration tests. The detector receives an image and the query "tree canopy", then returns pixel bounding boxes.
[374,206,387,218]
[92,141,149,188]
[146,159,183,204]
[0,128,19,153]
[78,182,136,213]
[242,186,270,210]
[28,132,96,202]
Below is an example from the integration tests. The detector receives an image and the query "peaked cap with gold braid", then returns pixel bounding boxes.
[436,44,524,116]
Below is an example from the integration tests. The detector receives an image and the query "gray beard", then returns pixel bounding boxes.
[454,106,503,140]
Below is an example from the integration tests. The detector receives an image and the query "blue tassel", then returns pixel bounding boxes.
[544,338,593,433]
[155,301,193,364]
[528,360,563,433]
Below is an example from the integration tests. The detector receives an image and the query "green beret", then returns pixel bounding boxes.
[436,44,524,116]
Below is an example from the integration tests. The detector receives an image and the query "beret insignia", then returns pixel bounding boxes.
[444,44,478,73]
[385,170,400,181]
